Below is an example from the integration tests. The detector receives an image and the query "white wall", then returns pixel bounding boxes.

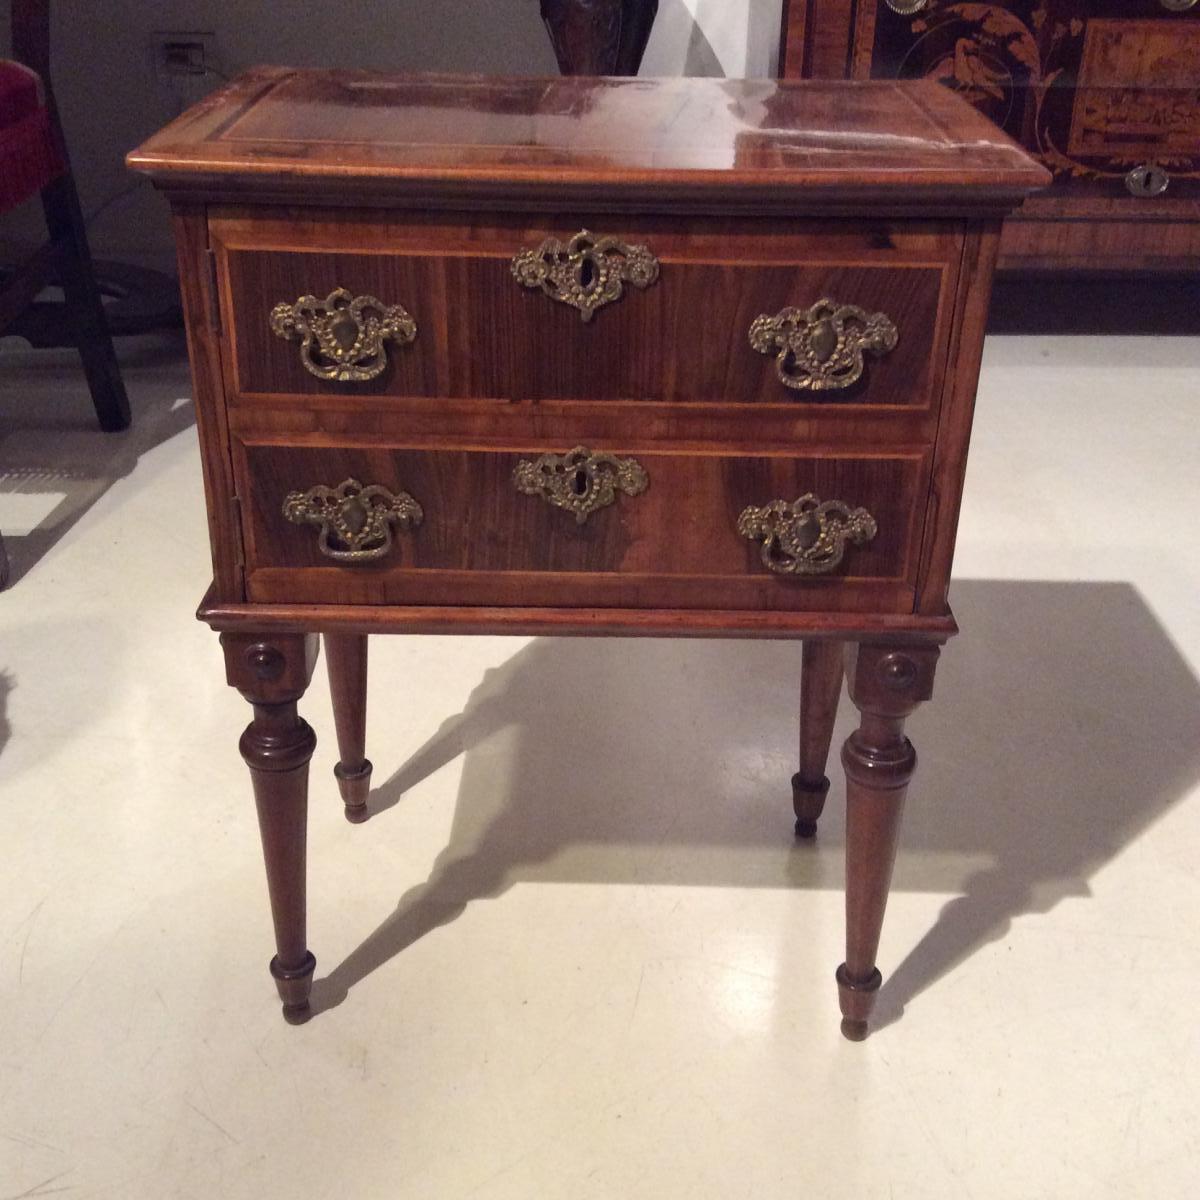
[1,0,781,269]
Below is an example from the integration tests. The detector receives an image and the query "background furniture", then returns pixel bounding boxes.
[780,0,1200,273]
[0,0,129,429]
[540,0,658,74]
[129,69,1045,1039]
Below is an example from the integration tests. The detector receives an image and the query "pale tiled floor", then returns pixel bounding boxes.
[1,332,1198,1199]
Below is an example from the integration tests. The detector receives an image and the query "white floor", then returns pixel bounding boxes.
[1,331,1198,1199]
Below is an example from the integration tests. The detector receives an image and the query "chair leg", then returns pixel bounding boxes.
[40,174,130,432]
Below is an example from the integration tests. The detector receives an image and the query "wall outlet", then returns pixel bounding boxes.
[150,31,218,82]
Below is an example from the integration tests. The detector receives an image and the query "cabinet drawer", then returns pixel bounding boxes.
[213,212,959,414]
[234,438,930,612]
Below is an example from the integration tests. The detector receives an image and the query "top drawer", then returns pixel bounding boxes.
[211,211,962,414]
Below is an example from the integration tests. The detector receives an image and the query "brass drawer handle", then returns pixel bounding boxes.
[1159,0,1196,11]
[738,494,877,576]
[884,0,927,13]
[750,299,898,393]
[269,288,417,381]
[513,446,648,524]
[282,478,423,562]
[1125,164,1170,198]
[511,229,659,322]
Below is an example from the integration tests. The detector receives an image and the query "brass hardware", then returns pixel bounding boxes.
[511,229,659,322]
[749,299,898,393]
[884,0,928,12]
[282,478,422,562]
[513,446,648,524]
[1125,164,1170,198]
[737,494,877,576]
[269,288,417,381]
[1159,0,1196,11]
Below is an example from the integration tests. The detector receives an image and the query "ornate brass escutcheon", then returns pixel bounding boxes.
[269,288,417,381]
[511,230,659,321]
[749,299,898,393]
[737,494,877,576]
[512,446,648,524]
[282,478,423,562]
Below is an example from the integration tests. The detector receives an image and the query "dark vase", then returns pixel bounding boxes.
[540,0,660,76]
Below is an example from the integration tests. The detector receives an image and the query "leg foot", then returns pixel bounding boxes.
[837,642,940,1038]
[791,772,830,839]
[334,760,373,820]
[271,951,317,1022]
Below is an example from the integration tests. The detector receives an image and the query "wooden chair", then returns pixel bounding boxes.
[0,0,130,431]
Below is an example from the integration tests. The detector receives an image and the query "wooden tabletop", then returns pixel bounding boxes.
[128,68,1049,215]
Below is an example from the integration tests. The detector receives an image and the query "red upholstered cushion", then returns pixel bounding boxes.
[0,60,64,211]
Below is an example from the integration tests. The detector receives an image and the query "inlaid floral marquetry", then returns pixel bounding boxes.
[512,446,648,524]
[749,300,898,393]
[737,494,877,576]
[269,288,417,381]
[511,230,659,322]
[282,478,423,562]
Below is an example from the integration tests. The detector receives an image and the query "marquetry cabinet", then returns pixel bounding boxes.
[781,0,1200,272]
[129,70,1047,1039]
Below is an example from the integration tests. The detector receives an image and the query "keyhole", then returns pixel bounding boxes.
[579,256,596,289]
[571,468,589,496]
[1126,164,1169,198]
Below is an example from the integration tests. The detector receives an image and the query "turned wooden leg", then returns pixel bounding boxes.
[324,633,372,823]
[837,641,940,1040]
[793,639,844,838]
[222,632,319,1023]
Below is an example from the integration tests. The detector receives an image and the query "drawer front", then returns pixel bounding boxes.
[850,1,1199,202]
[234,439,929,612]
[213,213,959,415]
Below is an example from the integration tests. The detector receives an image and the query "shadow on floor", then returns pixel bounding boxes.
[308,578,1200,1024]
[0,332,194,586]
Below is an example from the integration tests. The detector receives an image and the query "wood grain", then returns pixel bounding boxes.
[127,70,1049,217]
[135,70,1043,1032]
[172,204,244,600]
[233,439,930,612]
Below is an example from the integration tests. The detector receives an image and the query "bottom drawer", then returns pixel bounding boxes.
[234,439,930,612]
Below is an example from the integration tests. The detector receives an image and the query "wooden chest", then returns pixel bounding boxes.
[782,0,1200,272]
[129,70,1046,1038]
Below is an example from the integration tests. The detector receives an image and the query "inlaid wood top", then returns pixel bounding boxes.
[127,68,1048,215]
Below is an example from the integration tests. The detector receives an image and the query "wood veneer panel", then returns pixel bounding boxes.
[213,210,958,414]
[128,70,1048,216]
[172,204,243,599]
[234,439,929,612]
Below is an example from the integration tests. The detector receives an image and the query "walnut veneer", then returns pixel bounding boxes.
[129,69,1047,1039]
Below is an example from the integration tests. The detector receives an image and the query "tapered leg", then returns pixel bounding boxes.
[837,641,940,1040]
[222,632,319,1022]
[793,639,844,837]
[324,633,372,822]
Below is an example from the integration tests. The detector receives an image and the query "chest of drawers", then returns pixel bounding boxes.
[129,69,1047,1039]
